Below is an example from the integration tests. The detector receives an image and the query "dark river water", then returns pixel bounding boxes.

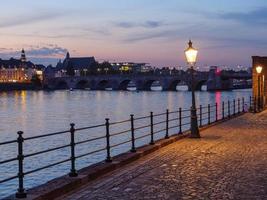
[0,88,252,198]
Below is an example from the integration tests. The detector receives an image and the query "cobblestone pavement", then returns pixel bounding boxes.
[58,112,267,200]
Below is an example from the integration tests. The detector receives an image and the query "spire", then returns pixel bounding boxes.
[21,48,26,62]
[66,52,70,59]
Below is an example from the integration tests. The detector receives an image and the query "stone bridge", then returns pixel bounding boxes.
[44,69,252,91]
[44,72,209,91]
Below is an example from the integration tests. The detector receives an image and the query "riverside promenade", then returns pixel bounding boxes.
[58,111,267,200]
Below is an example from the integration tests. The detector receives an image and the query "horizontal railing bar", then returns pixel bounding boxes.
[153,112,166,117]
[75,123,105,131]
[181,115,191,119]
[109,119,131,126]
[134,124,151,131]
[181,122,191,126]
[168,125,179,130]
[110,129,131,137]
[24,130,69,141]
[0,157,17,165]
[134,115,150,121]
[168,110,179,114]
[75,147,107,159]
[0,139,17,146]
[154,128,166,134]
[153,120,166,126]
[24,158,71,175]
[201,111,211,115]
[110,139,132,148]
[168,117,179,122]
[0,175,18,184]
[181,108,191,112]
[24,144,70,158]
[76,135,106,145]
[135,133,151,141]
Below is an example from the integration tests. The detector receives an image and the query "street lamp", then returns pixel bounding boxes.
[256,66,263,111]
[185,40,200,138]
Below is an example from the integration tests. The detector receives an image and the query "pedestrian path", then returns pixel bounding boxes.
[58,111,267,200]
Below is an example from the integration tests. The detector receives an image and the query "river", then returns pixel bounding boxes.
[0,88,252,198]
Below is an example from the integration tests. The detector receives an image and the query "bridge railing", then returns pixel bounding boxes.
[0,97,252,198]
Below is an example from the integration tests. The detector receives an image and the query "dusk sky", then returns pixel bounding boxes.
[0,0,266,69]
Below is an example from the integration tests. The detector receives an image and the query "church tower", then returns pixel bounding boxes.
[21,49,27,62]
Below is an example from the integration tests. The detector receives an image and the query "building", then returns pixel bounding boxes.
[252,56,267,109]
[55,52,96,77]
[0,49,44,83]
[110,62,152,74]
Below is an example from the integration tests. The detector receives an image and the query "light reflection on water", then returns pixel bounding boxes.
[0,88,251,198]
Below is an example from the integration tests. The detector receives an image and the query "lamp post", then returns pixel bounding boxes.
[256,66,263,111]
[185,40,200,138]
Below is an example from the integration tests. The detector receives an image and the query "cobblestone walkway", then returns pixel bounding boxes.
[58,111,267,200]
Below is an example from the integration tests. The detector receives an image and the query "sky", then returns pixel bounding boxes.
[0,0,266,69]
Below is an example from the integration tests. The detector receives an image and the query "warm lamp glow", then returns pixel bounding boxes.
[185,40,198,65]
[256,66,263,74]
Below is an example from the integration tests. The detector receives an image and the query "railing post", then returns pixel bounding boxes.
[242,97,245,112]
[238,98,240,114]
[228,100,230,118]
[16,131,27,199]
[105,118,112,162]
[150,112,155,145]
[130,114,136,152]
[199,105,202,127]
[165,109,169,139]
[208,104,211,124]
[254,96,257,113]
[222,101,225,119]
[69,123,78,177]
[233,99,236,115]
[215,103,218,122]
[178,108,182,134]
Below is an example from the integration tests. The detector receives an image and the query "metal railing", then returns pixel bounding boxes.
[0,97,252,198]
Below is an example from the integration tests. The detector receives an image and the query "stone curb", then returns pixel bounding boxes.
[5,112,246,200]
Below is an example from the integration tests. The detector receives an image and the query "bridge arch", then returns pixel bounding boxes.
[116,80,136,91]
[75,80,90,89]
[96,80,110,90]
[176,81,189,91]
[195,80,207,91]
[164,80,182,91]
[56,80,69,89]
[142,80,162,91]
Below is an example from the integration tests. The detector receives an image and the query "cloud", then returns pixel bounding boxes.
[218,7,267,25]
[0,11,67,28]
[123,29,178,42]
[26,45,68,57]
[115,20,165,29]
[0,44,67,59]
[143,21,163,28]
[122,23,205,43]
[116,22,135,28]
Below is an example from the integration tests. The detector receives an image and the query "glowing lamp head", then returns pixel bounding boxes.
[185,40,198,65]
[256,65,263,74]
